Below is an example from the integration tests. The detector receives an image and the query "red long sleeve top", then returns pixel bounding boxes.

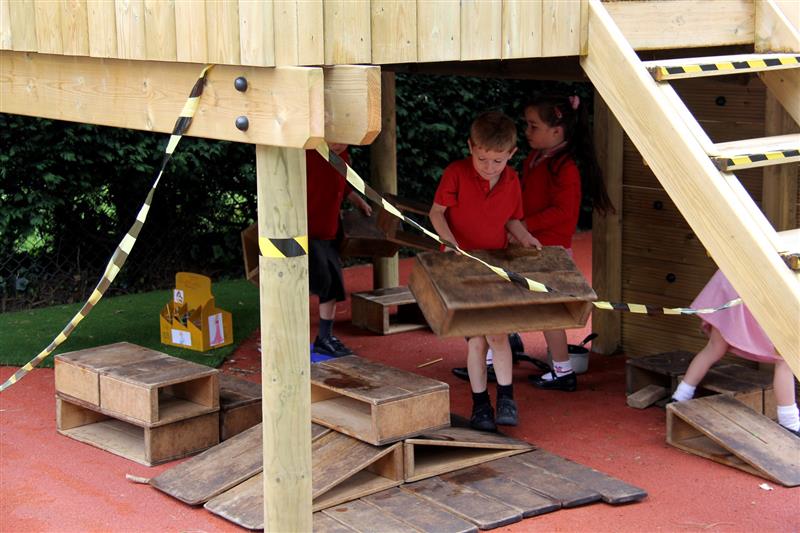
[521,151,582,249]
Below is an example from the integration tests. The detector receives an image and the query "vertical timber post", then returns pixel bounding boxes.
[762,93,798,231]
[591,91,623,354]
[256,145,312,531]
[370,70,400,289]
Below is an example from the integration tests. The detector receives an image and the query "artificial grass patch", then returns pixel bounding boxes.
[0,279,260,369]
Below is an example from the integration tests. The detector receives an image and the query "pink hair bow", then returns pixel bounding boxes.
[568,95,580,110]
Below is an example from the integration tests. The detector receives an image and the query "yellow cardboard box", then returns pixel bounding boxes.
[159,272,233,352]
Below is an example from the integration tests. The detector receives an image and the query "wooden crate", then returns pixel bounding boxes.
[339,210,400,258]
[310,356,450,445]
[666,395,800,487]
[219,374,262,441]
[351,286,428,335]
[56,396,219,466]
[376,193,439,252]
[625,351,694,395]
[409,247,596,337]
[56,342,219,426]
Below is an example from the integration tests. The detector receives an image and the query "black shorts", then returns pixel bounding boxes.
[308,239,346,302]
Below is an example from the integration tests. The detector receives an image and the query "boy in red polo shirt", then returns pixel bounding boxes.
[307,143,372,357]
[429,111,541,431]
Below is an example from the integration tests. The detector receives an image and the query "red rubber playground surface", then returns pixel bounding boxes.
[1,232,798,532]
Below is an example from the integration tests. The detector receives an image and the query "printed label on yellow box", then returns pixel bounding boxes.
[160,272,233,352]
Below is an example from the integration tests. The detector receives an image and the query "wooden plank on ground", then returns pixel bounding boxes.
[488,455,602,507]
[204,473,264,530]
[515,449,648,504]
[313,511,358,533]
[320,500,416,533]
[440,465,561,518]
[667,395,800,486]
[364,487,479,533]
[403,476,522,530]
[150,423,262,505]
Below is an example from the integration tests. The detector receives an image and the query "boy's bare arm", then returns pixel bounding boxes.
[506,219,542,249]
[429,203,458,251]
[346,190,372,216]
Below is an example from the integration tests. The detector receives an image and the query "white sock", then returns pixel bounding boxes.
[777,404,800,431]
[553,360,573,377]
[672,381,696,402]
[486,348,494,366]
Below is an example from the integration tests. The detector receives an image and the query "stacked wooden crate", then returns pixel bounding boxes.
[55,342,220,466]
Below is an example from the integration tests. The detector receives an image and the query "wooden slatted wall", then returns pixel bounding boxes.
[0,0,584,66]
[622,76,772,357]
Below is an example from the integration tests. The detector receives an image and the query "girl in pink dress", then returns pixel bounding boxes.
[671,269,799,436]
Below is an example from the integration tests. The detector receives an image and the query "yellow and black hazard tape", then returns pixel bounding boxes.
[314,143,748,317]
[652,55,800,80]
[0,65,213,393]
[259,236,308,258]
[717,148,800,170]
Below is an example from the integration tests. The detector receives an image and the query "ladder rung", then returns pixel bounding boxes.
[644,54,800,81]
[709,134,800,171]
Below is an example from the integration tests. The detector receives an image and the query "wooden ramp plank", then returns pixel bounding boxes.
[150,423,261,504]
[403,476,522,530]
[364,487,478,533]
[439,465,561,518]
[487,456,602,507]
[320,500,417,533]
[150,422,329,505]
[203,473,263,530]
[667,395,800,487]
[404,426,533,482]
[515,449,648,504]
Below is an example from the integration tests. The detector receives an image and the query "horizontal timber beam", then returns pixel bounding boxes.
[0,52,382,147]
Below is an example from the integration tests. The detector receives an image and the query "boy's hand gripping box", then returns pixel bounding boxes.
[159,272,233,351]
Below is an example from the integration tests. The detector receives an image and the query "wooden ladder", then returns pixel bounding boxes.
[581,0,800,377]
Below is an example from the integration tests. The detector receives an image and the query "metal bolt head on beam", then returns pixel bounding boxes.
[235,116,249,131]
[234,77,248,92]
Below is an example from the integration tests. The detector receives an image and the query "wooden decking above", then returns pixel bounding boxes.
[0,0,771,68]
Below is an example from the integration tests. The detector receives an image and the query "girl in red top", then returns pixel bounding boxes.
[521,94,613,391]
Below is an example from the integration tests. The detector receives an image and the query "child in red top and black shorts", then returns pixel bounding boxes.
[429,111,541,431]
[306,143,372,357]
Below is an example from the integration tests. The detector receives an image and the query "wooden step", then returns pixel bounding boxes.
[626,351,694,396]
[403,426,532,482]
[692,363,776,419]
[351,286,428,335]
[644,53,800,81]
[667,395,800,487]
[409,246,596,337]
[55,342,219,426]
[204,431,405,527]
[56,396,219,466]
[708,133,800,171]
[311,355,450,445]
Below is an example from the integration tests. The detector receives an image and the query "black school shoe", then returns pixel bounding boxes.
[495,397,518,426]
[313,335,354,358]
[783,425,800,438]
[470,402,497,432]
[528,371,577,392]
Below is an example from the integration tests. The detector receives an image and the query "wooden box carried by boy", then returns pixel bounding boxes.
[339,211,400,258]
[409,246,596,337]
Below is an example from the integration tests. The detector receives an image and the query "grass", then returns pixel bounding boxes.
[0,279,260,369]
